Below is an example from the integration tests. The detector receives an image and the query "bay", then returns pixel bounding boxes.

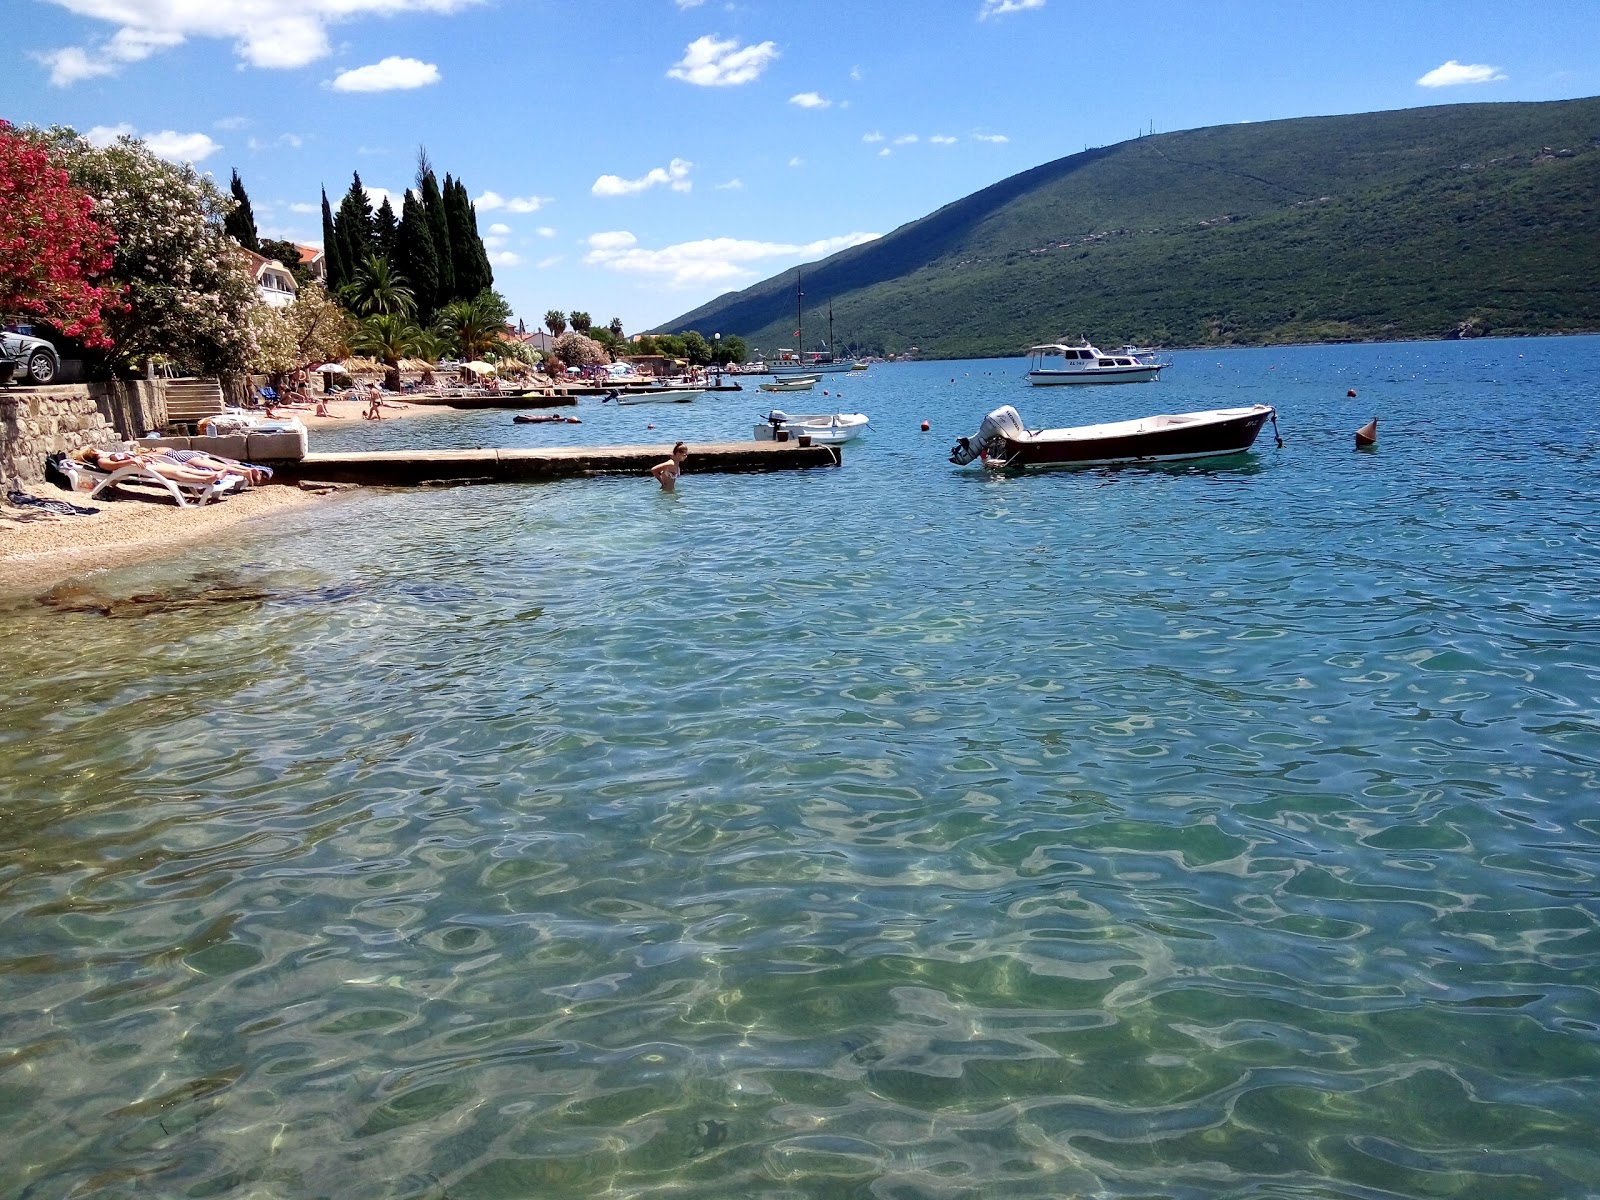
[2,337,1599,1199]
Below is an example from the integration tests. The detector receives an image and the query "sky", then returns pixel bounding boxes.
[5,1,1598,334]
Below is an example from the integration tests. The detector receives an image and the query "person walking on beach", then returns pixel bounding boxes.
[651,442,689,491]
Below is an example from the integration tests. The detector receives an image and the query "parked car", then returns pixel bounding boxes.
[0,327,61,384]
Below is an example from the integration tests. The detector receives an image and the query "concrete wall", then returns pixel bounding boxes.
[0,385,118,488]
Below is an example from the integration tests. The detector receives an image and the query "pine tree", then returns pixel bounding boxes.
[226,169,260,252]
[373,196,399,261]
[395,191,441,321]
[321,188,348,291]
[419,167,454,305]
[335,172,374,280]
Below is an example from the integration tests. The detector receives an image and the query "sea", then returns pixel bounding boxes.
[2,336,1598,1199]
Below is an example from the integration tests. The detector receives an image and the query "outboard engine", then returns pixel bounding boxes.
[949,405,1027,465]
[765,409,791,428]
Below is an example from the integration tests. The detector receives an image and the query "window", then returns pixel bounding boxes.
[1098,358,1116,367]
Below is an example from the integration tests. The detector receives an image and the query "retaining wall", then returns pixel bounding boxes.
[0,386,118,488]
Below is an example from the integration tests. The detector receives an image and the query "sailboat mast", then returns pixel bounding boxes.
[828,301,834,360]
[796,271,803,356]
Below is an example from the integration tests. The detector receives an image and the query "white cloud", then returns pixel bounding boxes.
[979,0,1045,18]
[536,226,556,238]
[489,250,523,267]
[483,234,507,250]
[894,134,919,145]
[878,147,891,157]
[584,229,880,289]
[715,178,744,190]
[214,115,251,131]
[973,132,1009,143]
[475,191,547,213]
[1416,60,1507,88]
[862,131,884,144]
[675,0,705,7]
[363,185,403,211]
[537,255,563,269]
[84,123,220,163]
[788,156,804,168]
[789,91,830,109]
[288,202,319,214]
[37,0,482,81]
[592,158,693,197]
[248,132,304,151]
[850,64,862,81]
[667,34,778,86]
[930,134,957,145]
[332,56,440,92]
[487,222,512,235]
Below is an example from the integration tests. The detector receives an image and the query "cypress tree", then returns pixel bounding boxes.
[373,196,399,261]
[419,168,454,305]
[226,169,260,251]
[457,180,495,298]
[395,191,441,321]
[335,172,374,279]
[444,175,484,301]
[321,188,348,292]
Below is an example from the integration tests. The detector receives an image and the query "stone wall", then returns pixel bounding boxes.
[94,379,168,440]
[0,385,118,488]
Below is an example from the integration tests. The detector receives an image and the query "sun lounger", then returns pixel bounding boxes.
[58,457,247,507]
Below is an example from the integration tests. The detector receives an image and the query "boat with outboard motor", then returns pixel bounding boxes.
[613,388,704,405]
[756,408,869,445]
[1026,341,1165,385]
[950,403,1278,469]
[758,376,820,393]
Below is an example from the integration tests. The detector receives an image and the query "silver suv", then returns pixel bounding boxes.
[0,327,61,384]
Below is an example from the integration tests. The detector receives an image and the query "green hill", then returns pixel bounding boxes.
[658,98,1600,357]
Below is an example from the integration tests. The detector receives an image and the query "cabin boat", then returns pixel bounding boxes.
[950,403,1276,469]
[1025,341,1164,385]
[768,349,855,376]
[755,408,869,445]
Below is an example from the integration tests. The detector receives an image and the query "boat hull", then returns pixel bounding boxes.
[768,361,855,376]
[614,389,703,405]
[1027,364,1163,385]
[997,405,1273,469]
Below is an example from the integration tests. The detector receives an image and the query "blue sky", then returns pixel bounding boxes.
[6,1,1598,333]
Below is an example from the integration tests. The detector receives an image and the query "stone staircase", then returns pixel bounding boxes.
[163,377,225,429]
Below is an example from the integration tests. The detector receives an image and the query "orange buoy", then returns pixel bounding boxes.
[1355,417,1378,448]
[1347,389,1357,398]
[920,420,930,431]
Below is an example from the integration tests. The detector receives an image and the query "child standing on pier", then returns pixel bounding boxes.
[651,442,689,491]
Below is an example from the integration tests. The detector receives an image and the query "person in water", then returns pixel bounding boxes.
[651,442,689,491]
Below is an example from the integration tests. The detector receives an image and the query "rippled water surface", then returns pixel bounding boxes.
[4,339,1600,1199]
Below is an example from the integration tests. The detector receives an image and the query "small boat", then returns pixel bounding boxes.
[755,408,869,445]
[950,403,1277,469]
[850,361,870,371]
[512,413,581,424]
[758,376,820,393]
[1025,341,1165,385]
[614,389,703,405]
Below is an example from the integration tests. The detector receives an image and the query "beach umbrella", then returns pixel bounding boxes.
[313,362,347,374]
[462,361,497,375]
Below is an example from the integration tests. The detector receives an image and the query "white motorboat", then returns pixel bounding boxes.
[1025,341,1165,385]
[613,388,703,405]
[758,376,820,393]
[755,408,869,445]
[951,403,1278,469]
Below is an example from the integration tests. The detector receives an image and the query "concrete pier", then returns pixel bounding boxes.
[273,441,839,487]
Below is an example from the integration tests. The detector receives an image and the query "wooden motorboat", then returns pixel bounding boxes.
[754,408,869,445]
[950,403,1277,469]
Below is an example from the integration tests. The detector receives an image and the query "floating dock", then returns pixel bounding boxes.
[273,441,839,487]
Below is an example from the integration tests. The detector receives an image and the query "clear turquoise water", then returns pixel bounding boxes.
[3,338,1599,1199]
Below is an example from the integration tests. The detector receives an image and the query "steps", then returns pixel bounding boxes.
[164,378,225,426]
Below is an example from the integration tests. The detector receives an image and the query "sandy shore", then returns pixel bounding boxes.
[0,481,329,597]
[269,396,454,431]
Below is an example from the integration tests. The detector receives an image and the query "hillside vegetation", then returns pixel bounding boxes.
[659,98,1600,357]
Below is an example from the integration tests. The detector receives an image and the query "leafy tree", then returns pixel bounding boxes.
[418,160,454,305]
[343,253,415,317]
[350,312,420,390]
[411,326,449,363]
[49,126,258,374]
[589,327,624,356]
[607,316,624,338]
[226,169,259,252]
[394,192,441,321]
[553,330,607,367]
[712,334,747,365]
[320,188,347,292]
[569,311,592,334]
[544,309,566,336]
[0,121,120,349]
[679,330,711,366]
[259,238,314,288]
[250,282,355,374]
[334,172,374,281]
[439,293,506,360]
[372,196,398,261]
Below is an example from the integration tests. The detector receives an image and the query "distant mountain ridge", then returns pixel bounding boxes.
[658,98,1600,358]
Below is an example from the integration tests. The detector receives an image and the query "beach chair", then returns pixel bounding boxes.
[57,457,247,508]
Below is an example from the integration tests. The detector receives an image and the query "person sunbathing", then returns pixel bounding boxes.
[149,448,270,487]
[83,448,239,488]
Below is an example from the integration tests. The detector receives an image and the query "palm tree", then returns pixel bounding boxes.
[442,296,505,361]
[343,253,416,318]
[350,313,420,391]
[607,317,624,339]
[569,311,592,334]
[544,309,567,337]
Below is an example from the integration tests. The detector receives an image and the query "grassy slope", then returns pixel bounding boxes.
[660,98,1600,356]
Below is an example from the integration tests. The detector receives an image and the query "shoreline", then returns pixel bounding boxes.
[0,481,330,598]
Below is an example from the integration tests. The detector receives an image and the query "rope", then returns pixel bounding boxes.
[1269,412,1284,448]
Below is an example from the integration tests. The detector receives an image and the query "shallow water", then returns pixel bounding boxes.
[3,338,1599,1199]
